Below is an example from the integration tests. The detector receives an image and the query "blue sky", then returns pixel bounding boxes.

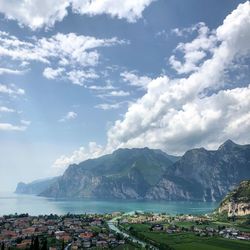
[0,0,249,191]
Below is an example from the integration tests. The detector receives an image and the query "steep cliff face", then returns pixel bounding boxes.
[18,140,250,201]
[40,147,176,199]
[146,140,250,201]
[218,180,250,216]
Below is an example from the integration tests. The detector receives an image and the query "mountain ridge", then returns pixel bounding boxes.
[15,140,250,202]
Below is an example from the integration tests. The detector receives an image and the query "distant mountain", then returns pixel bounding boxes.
[146,140,250,201]
[16,140,250,201]
[217,180,250,216]
[15,177,59,195]
[40,147,177,199]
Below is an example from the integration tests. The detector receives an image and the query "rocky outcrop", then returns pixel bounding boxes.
[146,140,250,201]
[218,180,250,216]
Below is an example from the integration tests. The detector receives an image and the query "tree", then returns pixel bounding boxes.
[41,238,47,250]
[61,240,65,250]
[29,237,34,250]
[34,236,40,250]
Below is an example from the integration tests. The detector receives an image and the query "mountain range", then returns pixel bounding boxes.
[15,140,250,201]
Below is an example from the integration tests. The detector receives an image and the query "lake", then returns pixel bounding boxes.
[0,193,219,216]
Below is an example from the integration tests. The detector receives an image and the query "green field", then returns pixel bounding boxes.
[122,223,250,250]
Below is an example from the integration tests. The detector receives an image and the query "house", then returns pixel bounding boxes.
[79,232,94,240]
[83,241,91,248]
[96,240,108,248]
[151,224,163,231]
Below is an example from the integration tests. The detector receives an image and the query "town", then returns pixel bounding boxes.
[0,213,128,249]
[0,212,250,249]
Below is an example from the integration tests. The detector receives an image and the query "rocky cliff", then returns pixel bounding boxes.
[218,180,250,216]
[16,140,250,201]
[146,140,250,201]
[40,147,177,199]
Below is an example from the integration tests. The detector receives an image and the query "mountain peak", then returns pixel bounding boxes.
[218,139,238,150]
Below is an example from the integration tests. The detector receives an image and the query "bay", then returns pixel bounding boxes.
[0,193,218,216]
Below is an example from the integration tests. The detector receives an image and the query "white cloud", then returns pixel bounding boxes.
[0,106,15,113]
[121,71,152,88]
[20,120,31,126]
[171,22,207,37]
[52,1,250,169]
[0,122,27,131]
[43,67,64,79]
[169,22,217,74]
[87,83,115,91]
[0,0,155,30]
[95,102,126,110]
[0,31,123,66]
[59,111,78,122]
[72,0,155,23]
[109,90,130,97]
[0,83,25,96]
[66,69,99,86]
[106,1,250,154]
[0,31,126,85]
[52,141,105,169]
[97,90,130,98]
[0,67,26,75]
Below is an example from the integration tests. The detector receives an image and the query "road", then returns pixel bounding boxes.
[107,213,158,250]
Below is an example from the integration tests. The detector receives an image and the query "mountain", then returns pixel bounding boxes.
[15,177,59,195]
[40,147,177,199]
[217,180,250,216]
[16,140,250,201]
[146,140,250,201]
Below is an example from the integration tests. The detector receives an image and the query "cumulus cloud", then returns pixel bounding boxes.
[0,83,25,96]
[52,141,105,169]
[66,70,99,86]
[52,1,250,170]
[43,67,64,79]
[121,71,152,88]
[171,22,207,37]
[169,22,217,74]
[0,0,155,30]
[59,111,78,122]
[0,106,15,113]
[72,0,155,23]
[106,1,250,154]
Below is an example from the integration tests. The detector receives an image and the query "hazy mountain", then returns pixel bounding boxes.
[15,177,59,195]
[16,140,250,201]
[217,180,250,216]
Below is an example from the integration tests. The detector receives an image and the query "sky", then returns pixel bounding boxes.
[0,0,250,192]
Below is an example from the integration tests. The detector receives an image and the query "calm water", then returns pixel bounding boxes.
[0,193,218,216]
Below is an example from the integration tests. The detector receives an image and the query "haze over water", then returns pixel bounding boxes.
[0,193,218,216]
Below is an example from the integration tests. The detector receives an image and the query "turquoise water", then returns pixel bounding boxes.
[0,193,218,216]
